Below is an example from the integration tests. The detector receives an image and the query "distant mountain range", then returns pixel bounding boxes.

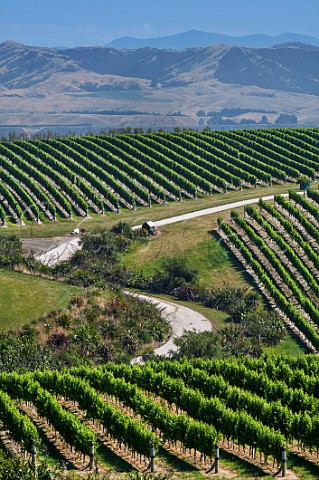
[107,29,319,50]
[1,40,319,95]
[1,40,319,134]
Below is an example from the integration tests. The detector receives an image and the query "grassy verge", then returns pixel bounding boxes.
[264,333,308,356]
[287,452,319,480]
[218,448,273,478]
[0,270,81,331]
[123,207,250,290]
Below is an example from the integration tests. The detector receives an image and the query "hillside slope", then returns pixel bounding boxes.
[0,127,317,225]
[1,41,319,132]
[1,41,319,94]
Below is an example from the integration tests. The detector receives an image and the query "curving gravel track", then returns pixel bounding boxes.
[128,293,212,364]
[36,237,81,266]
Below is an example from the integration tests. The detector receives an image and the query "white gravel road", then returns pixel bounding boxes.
[132,192,291,230]
[36,237,81,266]
[37,192,293,265]
[129,293,212,364]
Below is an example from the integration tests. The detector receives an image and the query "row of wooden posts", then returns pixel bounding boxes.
[29,441,287,477]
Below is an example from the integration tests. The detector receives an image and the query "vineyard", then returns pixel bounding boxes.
[3,356,319,476]
[0,127,319,224]
[218,189,319,354]
[4,126,319,478]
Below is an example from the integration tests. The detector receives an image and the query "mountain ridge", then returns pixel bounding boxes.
[1,40,319,95]
[107,29,319,50]
[1,40,319,134]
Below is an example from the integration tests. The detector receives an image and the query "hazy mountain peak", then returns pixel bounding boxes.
[1,40,319,96]
[1,40,28,49]
[107,30,319,50]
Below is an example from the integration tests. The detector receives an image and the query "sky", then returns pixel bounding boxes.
[0,0,318,47]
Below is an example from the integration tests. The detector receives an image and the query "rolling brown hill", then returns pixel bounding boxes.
[1,40,319,134]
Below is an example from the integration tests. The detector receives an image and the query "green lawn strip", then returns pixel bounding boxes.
[0,270,81,330]
[264,332,309,357]
[218,448,273,478]
[287,452,319,480]
[123,209,248,291]
[157,445,204,475]
[94,443,136,472]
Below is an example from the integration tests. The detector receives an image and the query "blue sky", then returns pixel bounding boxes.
[0,0,318,47]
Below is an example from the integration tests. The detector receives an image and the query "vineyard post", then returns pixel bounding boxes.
[89,441,95,470]
[282,447,287,477]
[31,439,36,466]
[150,443,155,472]
[214,443,219,474]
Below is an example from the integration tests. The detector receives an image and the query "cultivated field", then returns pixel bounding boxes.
[2,357,319,479]
[0,128,318,227]
[218,190,319,353]
[2,127,319,478]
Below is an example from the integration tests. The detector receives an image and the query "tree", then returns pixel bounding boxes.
[259,115,270,124]
[173,330,224,358]
[274,113,298,125]
[246,310,286,346]
[221,324,262,357]
[151,256,198,293]
[72,323,102,357]
[0,234,23,267]
[79,229,119,262]
[111,221,133,239]
[7,131,17,142]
